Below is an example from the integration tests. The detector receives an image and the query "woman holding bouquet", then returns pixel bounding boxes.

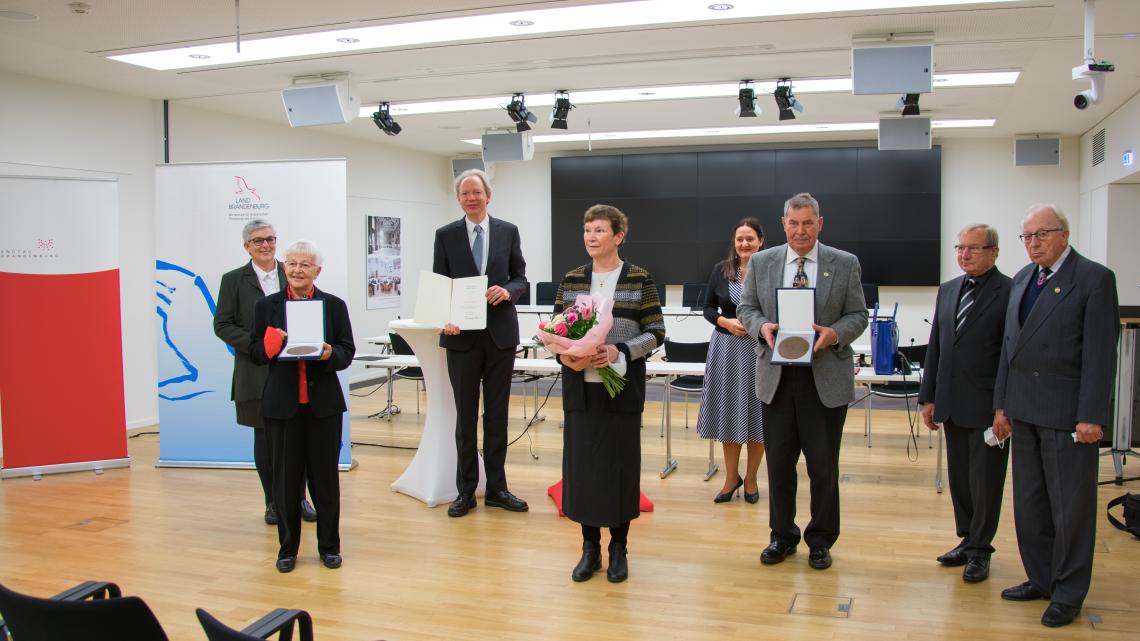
[555,204,665,583]
[695,218,767,504]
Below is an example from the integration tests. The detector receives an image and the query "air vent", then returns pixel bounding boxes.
[1092,128,1106,166]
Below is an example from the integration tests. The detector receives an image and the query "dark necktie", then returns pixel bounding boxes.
[1036,265,1052,286]
[955,277,976,332]
[792,256,808,288]
[472,225,484,275]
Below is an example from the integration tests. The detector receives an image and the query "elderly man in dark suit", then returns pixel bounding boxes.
[919,224,1012,584]
[738,192,868,571]
[214,220,316,525]
[993,204,1118,627]
[433,169,529,517]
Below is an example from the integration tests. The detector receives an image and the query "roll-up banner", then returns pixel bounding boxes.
[154,160,353,469]
[0,176,129,479]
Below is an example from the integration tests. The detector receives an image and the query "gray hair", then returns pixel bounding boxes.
[454,168,492,197]
[284,239,323,266]
[242,219,274,243]
[958,224,999,247]
[1025,203,1069,231]
[783,192,820,218]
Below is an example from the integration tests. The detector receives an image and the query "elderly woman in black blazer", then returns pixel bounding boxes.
[251,240,355,573]
[695,218,767,504]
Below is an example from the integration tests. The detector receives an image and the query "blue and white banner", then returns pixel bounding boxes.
[154,160,352,469]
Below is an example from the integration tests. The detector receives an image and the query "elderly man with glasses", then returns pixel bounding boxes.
[992,204,1119,628]
[919,224,1012,584]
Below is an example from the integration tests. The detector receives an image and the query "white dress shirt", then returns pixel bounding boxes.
[782,243,820,288]
[252,261,280,296]
[465,216,490,275]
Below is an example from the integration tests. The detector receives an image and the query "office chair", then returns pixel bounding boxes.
[662,340,709,429]
[535,281,557,306]
[197,607,314,641]
[0,581,167,641]
[865,343,930,446]
[389,332,425,414]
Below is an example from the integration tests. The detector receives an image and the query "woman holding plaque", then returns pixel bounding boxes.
[556,205,665,583]
[251,240,355,573]
[696,218,767,504]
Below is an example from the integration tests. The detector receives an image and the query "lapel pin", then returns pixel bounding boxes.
[1054,287,1061,294]
[823,272,830,278]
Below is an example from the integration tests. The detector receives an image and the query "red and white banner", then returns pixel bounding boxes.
[0,176,129,478]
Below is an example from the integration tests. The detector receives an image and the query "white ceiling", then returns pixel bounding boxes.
[1,0,1138,156]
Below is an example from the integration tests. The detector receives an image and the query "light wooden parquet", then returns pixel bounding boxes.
[1,383,1138,641]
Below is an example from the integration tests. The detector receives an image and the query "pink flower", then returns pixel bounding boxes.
[565,311,578,325]
[581,304,593,320]
[554,322,568,336]
[538,321,548,331]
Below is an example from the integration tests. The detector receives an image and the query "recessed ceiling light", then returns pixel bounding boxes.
[109,1,1024,71]
[0,10,39,21]
[510,20,535,27]
[189,54,210,60]
[337,37,360,43]
[708,4,734,10]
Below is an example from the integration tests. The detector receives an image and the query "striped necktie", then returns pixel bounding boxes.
[956,277,976,332]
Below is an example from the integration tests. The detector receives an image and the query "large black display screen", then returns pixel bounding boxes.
[550,146,941,287]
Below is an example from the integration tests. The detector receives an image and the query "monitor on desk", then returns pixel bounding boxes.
[682,282,707,309]
[536,281,557,306]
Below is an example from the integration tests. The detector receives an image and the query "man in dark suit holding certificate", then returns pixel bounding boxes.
[993,204,1118,628]
[433,169,529,517]
[737,193,867,570]
[919,224,1011,584]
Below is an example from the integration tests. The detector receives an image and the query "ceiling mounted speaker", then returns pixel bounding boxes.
[1015,138,1060,166]
[481,132,534,162]
[879,117,931,151]
[852,45,933,95]
[281,78,357,127]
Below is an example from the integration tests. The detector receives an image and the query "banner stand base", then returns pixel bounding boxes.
[156,458,358,472]
[1,457,131,480]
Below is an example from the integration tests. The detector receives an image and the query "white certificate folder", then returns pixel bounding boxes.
[772,287,816,366]
[414,270,488,330]
[279,299,325,361]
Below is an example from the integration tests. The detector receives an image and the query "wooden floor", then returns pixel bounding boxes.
[1,383,1138,641]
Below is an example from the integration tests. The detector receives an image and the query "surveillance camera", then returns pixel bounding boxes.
[1072,62,1111,110]
[1074,90,1092,110]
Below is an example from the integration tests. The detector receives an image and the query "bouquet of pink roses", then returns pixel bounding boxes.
[536,293,627,398]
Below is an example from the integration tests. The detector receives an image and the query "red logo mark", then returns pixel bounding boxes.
[37,238,55,251]
[234,176,261,200]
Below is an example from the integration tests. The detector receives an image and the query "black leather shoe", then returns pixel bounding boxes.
[713,477,744,503]
[760,540,796,565]
[962,556,990,583]
[485,490,529,512]
[606,541,628,583]
[275,556,296,573]
[447,494,476,518]
[936,542,968,567]
[264,504,278,525]
[572,541,602,582]
[301,499,318,522]
[1041,602,1080,628]
[808,546,832,570]
[1001,581,1048,601]
[320,553,342,569]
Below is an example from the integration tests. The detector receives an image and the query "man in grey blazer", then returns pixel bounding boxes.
[992,204,1118,628]
[919,224,1012,584]
[738,193,868,570]
[214,220,316,526]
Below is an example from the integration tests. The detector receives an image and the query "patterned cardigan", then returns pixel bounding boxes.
[554,262,666,413]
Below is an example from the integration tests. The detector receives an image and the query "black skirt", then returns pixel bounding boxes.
[562,383,641,527]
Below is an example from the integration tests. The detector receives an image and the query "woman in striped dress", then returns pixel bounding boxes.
[556,204,665,583]
[695,218,766,504]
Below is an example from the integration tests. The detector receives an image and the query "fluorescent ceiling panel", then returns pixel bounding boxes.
[360,72,1018,117]
[459,118,994,144]
[110,0,1022,71]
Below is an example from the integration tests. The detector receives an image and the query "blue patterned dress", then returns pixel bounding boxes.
[695,276,765,443]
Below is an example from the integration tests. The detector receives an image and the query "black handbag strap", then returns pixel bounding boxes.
[1107,494,1140,537]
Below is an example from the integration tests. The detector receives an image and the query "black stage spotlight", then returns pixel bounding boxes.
[737,81,758,117]
[506,93,538,132]
[897,93,921,116]
[551,91,574,130]
[773,79,803,121]
[371,103,401,136]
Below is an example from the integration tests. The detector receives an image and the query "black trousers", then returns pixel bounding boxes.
[944,419,1009,557]
[1011,420,1098,608]
[265,405,342,559]
[762,366,847,549]
[446,330,515,496]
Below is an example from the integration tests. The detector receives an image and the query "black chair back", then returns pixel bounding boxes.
[197,607,315,641]
[389,332,423,379]
[663,340,708,390]
[0,583,169,641]
[681,282,707,308]
[863,283,880,310]
[535,281,557,306]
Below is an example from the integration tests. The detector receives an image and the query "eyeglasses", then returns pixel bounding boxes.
[247,236,277,246]
[285,260,317,271]
[1018,228,1063,243]
[954,244,995,254]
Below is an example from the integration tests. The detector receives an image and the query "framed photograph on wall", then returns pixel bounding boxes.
[366,215,401,310]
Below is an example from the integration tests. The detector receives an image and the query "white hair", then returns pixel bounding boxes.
[284,239,323,266]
